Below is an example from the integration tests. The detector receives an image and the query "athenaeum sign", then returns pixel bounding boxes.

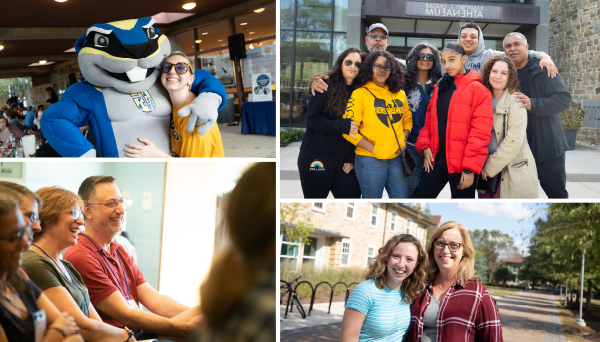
[406,1,503,21]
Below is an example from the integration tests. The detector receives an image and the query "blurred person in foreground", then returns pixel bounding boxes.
[0,193,83,342]
[0,182,42,234]
[195,162,276,341]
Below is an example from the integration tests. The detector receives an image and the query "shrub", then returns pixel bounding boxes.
[280,265,365,299]
[561,100,586,129]
[280,129,304,147]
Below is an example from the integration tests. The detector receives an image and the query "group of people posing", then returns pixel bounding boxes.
[340,221,502,342]
[0,162,276,342]
[298,22,571,199]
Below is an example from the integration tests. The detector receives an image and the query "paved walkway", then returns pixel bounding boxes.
[280,140,600,198]
[219,123,275,158]
[280,290,567,341]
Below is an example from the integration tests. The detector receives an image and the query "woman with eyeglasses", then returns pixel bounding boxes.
[298,47,364,198]
[0,193,84,342]
[413,42,493,199]
[21,187,134,342]
[342,50,413,198]
[402,43,443,196]
[124,51,225,158]
[407,221,503,342]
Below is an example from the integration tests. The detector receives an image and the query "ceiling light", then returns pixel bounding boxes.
[0,46,4,51]
[222,45,225,46]
[259,42,262,46]
[240,23,247,26]
[218,39,223,42]
[195,40,201,43]
[182,2,196,10]
[55,0,67,2]
[39,60,47,64]
[249,32,255,34]
[249,44,254,49]
[202,32,208,35]
[254,8,265,13]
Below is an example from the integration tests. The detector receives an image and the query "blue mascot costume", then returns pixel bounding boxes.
[41,17,226,157]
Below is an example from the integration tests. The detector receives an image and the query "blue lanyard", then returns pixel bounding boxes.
[78,233,132,300]
[31,244,90,318]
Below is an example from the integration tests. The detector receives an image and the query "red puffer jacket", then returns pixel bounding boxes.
[416,70,493,174]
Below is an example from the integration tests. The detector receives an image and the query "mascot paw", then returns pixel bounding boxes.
[81,149,97,158]
[178,92,222,135]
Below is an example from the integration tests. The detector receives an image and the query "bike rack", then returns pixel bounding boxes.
[309,281,332,316]
[283,281,314,319]
[330,282,351,314]
[281,279,358,318]
[346,282,359,306]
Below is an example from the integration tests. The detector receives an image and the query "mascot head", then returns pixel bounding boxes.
[75,17,171,93]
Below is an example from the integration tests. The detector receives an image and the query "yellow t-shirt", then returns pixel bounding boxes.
[170,95,225,158]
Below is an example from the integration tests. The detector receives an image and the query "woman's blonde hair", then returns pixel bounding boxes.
[34,187,84,242]
[364,234,427,304]
[426,221,479,285]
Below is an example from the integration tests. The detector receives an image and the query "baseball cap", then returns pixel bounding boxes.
[367,23,389,35]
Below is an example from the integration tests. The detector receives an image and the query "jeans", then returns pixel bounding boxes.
[537,153,568,198]
[406,143,424,193]
[354,155,408,198]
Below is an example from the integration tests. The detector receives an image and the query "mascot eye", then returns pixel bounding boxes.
[147,26,158,39]
[94,34,110,48]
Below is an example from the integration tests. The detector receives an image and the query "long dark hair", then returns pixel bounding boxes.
[404,42,442,94]
[323,47,365,119]
[355,50,404,93]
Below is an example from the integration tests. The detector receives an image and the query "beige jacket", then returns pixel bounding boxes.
[483,89,539,198]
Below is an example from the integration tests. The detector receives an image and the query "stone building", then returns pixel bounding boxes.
[280,203,434,272]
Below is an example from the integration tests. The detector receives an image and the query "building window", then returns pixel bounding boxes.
[302,237,318,270]
[345,202,356,221]
[370,205,378,228]
[406,218,412,235]
[312,203,326,213]
[340,239,352,267]
[366,245,376,267]
[390,212,397,232]
[280,233,300,271]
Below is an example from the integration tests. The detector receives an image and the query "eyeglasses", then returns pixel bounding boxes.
[368,33,388,40]
[21,210,40,226]
[344,60,362,68]
[86,198,126,208]
[69,209,84,220]
[373,64,391,72]
[160,61,192,75]
[434,241,462,252]
[417,53,435,61]
[0,226,33,246]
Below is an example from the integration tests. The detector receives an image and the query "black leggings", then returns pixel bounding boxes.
[412,160,476,199]
[298,150,361,199]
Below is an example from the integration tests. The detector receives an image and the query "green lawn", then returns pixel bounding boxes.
[485,285,524,297]
[554,299,600,342]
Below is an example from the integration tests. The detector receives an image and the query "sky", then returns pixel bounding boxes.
[419,202,550,256]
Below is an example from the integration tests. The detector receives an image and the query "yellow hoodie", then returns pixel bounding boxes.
[343,81,413,160]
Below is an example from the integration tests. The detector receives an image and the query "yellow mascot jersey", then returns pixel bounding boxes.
[342,81,413,160]
[170,95,225,158]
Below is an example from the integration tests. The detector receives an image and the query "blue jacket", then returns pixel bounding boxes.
[405,83,433,144]
[41,69,226,157]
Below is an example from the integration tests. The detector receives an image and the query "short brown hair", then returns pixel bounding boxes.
[0,181,43,211]
[78,175,116,202]
[426,221,479,285]
[34,187,83,242]
[364,234,428,304]
[481,55,520,95]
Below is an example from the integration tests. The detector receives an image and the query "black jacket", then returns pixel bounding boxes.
[524,57,571,163]
[299,81,356,162]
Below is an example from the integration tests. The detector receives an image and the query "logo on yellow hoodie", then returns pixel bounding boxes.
[374,98,404,127]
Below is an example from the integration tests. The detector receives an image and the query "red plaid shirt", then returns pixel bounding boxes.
[407,279,503,342]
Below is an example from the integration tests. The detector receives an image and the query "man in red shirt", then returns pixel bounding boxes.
[64,175,201,341]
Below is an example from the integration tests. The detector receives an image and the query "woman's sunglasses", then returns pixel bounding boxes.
[417,53,435,61]
[160,62,192,75]
[344,60,362,68]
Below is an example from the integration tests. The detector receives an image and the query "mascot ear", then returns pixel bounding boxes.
[75,34,87,53]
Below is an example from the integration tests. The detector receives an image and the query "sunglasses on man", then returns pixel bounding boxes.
[417,53,435,61]
[160,61,192,75]
[368,33,389,40]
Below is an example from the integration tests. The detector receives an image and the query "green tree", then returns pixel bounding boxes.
[280,203,317,277]
[0,78,32,104]
[471,229,519,283]
[494,265,514,288]
[469,231,488,279]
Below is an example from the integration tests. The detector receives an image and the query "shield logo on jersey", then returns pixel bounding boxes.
[130,91,156,112]
[374,98,403,127]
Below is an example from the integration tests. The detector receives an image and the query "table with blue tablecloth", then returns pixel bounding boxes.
[241,99,276,135]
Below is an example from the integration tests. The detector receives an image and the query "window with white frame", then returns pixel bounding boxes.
[340,239,352,267]
[345,203,356,221]
[366,245,376,267]
[280,232,301,271]
[370,205,379,228]
[390,212,397,232]
[405,218,412,235]
[302,237,318,270]
[312,203,326,213]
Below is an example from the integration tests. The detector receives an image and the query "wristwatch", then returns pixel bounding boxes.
[124,327,134,342]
